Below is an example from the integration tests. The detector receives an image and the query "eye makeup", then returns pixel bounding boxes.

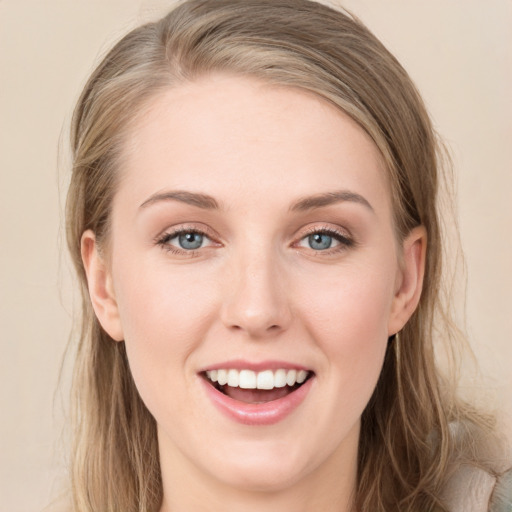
[295,225,355,255]
[154,222,356,259]
[154,223,221,257]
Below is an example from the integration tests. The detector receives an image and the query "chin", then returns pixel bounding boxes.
[202,437,316,492]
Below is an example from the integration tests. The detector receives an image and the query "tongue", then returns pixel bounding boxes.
[223,385,294,403]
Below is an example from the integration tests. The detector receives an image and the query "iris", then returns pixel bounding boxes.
[178,232,204,250]
[308,233,333,250]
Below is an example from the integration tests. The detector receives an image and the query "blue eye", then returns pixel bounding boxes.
[176,232,204,250]
[158,230,211,252]
[297,228,352,253]
[308,233,334,250]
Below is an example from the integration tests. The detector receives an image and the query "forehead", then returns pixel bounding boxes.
[116,74,390,217]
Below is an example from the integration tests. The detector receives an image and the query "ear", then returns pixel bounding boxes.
[388,226,427,336]
[81,230,124,341]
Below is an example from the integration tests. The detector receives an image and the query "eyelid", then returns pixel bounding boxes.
[154,222,355,257]
[293,224,355,253]
[154,222,219,240]
[154,223,222,255]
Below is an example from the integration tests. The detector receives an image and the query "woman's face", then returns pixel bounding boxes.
[84,75,424,496]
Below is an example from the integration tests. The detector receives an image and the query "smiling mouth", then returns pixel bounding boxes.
[202,368,314,404]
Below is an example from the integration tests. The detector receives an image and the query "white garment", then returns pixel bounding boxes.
[443,466,512,512]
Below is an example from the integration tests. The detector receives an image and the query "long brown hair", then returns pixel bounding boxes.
[65,1,502,510]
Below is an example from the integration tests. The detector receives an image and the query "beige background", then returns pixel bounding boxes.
[1,1,511,510]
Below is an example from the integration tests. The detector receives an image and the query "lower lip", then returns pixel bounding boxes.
[200,376,313,426]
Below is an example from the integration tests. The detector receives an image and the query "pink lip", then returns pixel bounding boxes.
[200,374,314,426]
[199,359,311,372]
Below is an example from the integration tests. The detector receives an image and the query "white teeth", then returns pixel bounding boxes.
[239,370,257,389]
[297,370,308,384]
[286,369,297,386]
[217,369,228,386]
[257,370,274,390]
[205,368,310,390]
[274,369,287,388]
[227,369,239,387]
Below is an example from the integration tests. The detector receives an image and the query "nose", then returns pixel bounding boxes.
[220,247,292,339]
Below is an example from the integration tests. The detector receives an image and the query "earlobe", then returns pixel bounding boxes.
[81,230,124,341]
[388,226,427,336]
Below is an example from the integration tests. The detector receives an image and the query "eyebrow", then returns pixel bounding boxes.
[139,188,374,213]
[139,190,220,210]
[290,190,374,213]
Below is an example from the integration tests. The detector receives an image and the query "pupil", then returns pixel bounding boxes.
[179,232,203,250]
[309,233,332,250]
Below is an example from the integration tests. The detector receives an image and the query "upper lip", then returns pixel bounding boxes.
[198,359,312,373]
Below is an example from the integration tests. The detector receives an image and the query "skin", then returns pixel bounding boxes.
[82,75,426,512]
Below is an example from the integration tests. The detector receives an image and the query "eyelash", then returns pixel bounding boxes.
[301,226,355,247]
[298,226,355,255]
[155,226,217,257]
[155,225,355,257]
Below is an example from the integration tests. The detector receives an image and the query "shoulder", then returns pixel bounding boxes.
[490,468,512,512]
[442,466,512,512]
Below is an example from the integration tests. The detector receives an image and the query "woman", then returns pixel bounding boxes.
[64,0,511,510]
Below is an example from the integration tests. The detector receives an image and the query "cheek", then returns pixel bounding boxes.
[297,262,395,408]
[111,258,219,411]
[300,261,395,347]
